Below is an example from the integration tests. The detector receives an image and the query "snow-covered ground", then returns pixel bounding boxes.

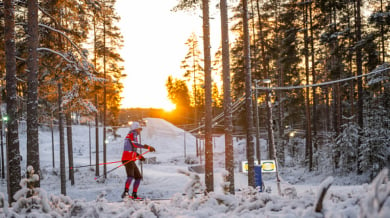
[0,118,389,217]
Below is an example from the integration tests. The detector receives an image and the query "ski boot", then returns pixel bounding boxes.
[121,189,129,199]
[130,192,143,200]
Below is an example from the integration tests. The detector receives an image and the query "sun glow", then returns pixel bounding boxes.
[162,102,176,112]
[116,0,222,111]
[120,88,176,112]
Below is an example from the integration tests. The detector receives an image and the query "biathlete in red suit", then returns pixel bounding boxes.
[121,121,155,199]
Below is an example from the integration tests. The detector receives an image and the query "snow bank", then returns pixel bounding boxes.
[0,118,389,217]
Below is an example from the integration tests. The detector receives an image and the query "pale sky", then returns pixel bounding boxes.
[115,0,221,110]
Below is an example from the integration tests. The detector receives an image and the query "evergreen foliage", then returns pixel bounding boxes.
[336,117,360,173]
[226,0,390,175]
[1,0,124,202]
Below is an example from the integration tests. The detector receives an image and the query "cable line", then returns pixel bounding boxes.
[255,67,389,91]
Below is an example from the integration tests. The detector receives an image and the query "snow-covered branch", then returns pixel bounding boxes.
[38,6,61,28]
[38,23,89,62]
[37,48,75,64]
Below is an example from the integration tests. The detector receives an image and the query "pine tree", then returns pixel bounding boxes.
[368,0,390,64]
[166,76,191,124]
[181,32,205,110]
[276,0,301,167]
[220,0,235,194]
[242,0,255,188]
[173,0,214,192]
[4,0,21,204]
[336,117,360,173]
[360,65,390,178]
[26,0,40,187]
[202,0,214,193]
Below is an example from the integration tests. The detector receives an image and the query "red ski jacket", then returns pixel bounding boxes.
[121,130,148,161]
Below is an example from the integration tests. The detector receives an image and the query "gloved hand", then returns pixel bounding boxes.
[146,145,155,152]
[139,155,146,161]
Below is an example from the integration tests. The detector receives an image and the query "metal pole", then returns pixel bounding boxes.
[254,80,261,163]
[51,115,55,168]
[264,80,281,195]
[0,116,4,179]
[139,129,143,177]
[89,121,91,166]
[184,130,186,158]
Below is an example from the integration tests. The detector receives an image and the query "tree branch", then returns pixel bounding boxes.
[38,23,88,62]
[37,48,74,64]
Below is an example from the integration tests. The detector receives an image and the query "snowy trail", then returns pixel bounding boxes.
[1,118,389,217]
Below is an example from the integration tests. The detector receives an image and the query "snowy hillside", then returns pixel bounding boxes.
[0,118,389,217]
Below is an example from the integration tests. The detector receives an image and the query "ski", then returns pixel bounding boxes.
[119,198,170,202]
[94,150,150,182]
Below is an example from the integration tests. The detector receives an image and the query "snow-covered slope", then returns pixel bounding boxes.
[0,118,389,217]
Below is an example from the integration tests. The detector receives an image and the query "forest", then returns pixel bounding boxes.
[166,0,390,190]
[0,0,389,204]
[1,0,124,203]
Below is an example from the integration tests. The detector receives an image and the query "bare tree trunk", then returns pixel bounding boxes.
[0,115,4,179]
[93,8,100,176]
[333,83,341,169]
[255,0,269,77]
[379,0,385,63]
[255,0,270,162]
[265,87,281,195]
[250,0,261,163]
[103,4,107,178]
[355,0,364,175]
[51,118,55,168]
[66,113,74,185]
[277,81,284,165]
[4,0,21,204]
[274,1,284,166]
[58,82,66,195]
[325,87,330,132]
[303,0,312,171]
[202,0,214,193]
[266,89,274,160]
[254,87,261,162]
[346,2,355,120]
[243,0,255,187]
[309,1,318,153]
[27,0,40,187]
[95,95,99,176]
[327,4,341,169]
[336,84,342,134]
[220,0,235,194]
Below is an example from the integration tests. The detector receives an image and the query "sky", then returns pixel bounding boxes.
[115,0,222,110]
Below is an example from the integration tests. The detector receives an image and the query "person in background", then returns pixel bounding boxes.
[121,121,155,199]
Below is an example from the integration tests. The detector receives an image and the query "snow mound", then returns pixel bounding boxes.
[141,118,197,157]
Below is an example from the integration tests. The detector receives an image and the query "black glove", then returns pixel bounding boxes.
[147,145,155,152]
[136,152,145,161]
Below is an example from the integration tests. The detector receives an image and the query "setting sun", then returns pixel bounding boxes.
[115,0,221,110]
[162,102,176,112]
[120,84,176,112]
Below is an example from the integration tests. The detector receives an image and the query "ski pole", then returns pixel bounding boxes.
[94,150,150,181]
[70,160,123,170]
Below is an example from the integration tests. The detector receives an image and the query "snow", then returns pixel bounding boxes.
[0,117,389,217]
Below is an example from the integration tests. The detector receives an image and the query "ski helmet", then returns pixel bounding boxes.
[130,121,141,130]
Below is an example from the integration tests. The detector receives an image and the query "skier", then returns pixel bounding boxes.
[121,121,156,199]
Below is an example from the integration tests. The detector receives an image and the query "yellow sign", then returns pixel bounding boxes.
[260,160,276,172]
[241,161,259,173]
